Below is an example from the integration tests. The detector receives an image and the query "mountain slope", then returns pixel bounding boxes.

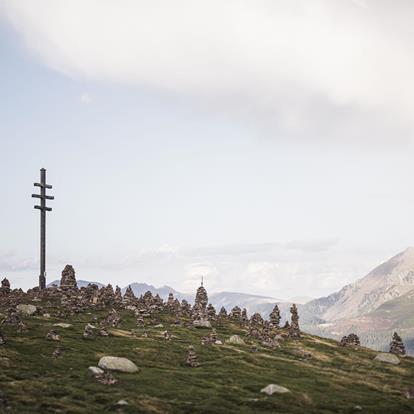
[303,247,414,322]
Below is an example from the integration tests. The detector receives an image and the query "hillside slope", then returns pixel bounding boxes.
[1,300,414,413]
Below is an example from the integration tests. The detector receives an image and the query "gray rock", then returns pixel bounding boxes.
[88,366,104,376]
[226,335,245,345]
[98,356,139,373]
[260,384,291,395]
[53,323,72,328]
[193,319,212,328]
[115,400,128,407]
[16,304,37,316]
[374,353,400,365]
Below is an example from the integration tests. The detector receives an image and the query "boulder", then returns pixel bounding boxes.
[260,384,291,395]
[98,356,139,373]
[192,319,212,328]
[88,366,104,376]
[374,353,400,365]
[226,335,245,345]
[16,304,37,316]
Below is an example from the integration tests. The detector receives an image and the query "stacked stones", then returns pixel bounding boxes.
[60,265,78,290]
[389,332,406,356]
[0,278,10,296]
[218,306,228,319]
[180,299,191,316]
[289,304,300,339]
[192,283,209,325]
[186,345,199,367]
[241,308,248,326]
[229,306,242,323]
[269,305,281,328]
[123,286,136,306]
[207,304,217,321]
[340,333,360,347]
[114,286,122,305]
[99,284,115,307]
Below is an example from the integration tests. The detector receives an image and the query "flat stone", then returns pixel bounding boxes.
[53,323,72,328]
[260,384,291,395]
[154,324,164,328]
[98,356,139,373]
[115,400,128,407]
[16,304,37,316]
[192,319,212,328]
[226,335,245,345]
[88,366,104,376]
[374,353,400,365]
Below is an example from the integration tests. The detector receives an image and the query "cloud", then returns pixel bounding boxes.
[0,251,37,272]
[79,92,92,104]
[2,1,414,144]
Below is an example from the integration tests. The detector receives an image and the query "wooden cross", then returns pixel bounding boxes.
[32,168,54,289]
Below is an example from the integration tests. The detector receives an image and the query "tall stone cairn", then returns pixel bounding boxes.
[114,286,122,303]
[207,303,217,320]
[250,312,264,327]
[192,283,209,321]
[389,332,406,356]
[0,278,10,295]
[289,304,300,338]
[60,265,77,289]
[241,308,248,325]
[269,304,281,328]
[123,285,136,305]
[229,306,242,322]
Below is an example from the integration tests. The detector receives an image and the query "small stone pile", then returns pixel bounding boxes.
[186,345,199,367]
[241,308,248,325]
[269,305,281,328]
[289,304,300,339]
[389,332,406,356]
[103,308,121,328]
[114,286,122,304]
[60,265,78,290]
[83,324,95,339]
[46,329,61,341]
[250,312,264,327]
[201,328,221,345]
[207,304,217,321]
[340,333,360,347]
[218,306,228,319]
[2,308,21,325]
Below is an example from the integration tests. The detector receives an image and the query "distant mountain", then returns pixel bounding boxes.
[47,279,105,288]
[303,247,414,322]
[121,283,192,301]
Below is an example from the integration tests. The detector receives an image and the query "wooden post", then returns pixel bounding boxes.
[32,168,54,289]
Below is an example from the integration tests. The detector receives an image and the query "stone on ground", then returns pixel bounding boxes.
[374,353,400,365]
[53,323,72,328]
[226,335,245,345]
[98,356,139,373]
[88,366,104,376]
[260,384,291,395]
[16,304,37,316]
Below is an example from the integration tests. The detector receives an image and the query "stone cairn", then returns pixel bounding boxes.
[218,306,228,319]
[123,286,136,306]
[340,333,360,347]
[192,282,210,326]
[229,306,242,324]
[60,265,77,289]
[186,345,199,367]
[269,304,281,328]
[0,278,10,296]
[114,286,122,304]
[389,332,406,356]
[289,304,300,339]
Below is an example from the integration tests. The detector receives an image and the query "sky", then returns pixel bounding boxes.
[1,0,414,299]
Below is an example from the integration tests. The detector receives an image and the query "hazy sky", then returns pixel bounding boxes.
[1,1,414,299]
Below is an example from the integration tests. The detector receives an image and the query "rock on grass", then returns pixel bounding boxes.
[260,384,291,395]
[98,356,139,373]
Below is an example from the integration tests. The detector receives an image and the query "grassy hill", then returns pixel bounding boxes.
[1,300,414,413]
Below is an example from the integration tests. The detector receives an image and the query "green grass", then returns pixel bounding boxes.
[1,301,414,414]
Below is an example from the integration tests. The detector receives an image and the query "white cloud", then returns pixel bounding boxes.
[79,92,92,104]
[2,1,414,143]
